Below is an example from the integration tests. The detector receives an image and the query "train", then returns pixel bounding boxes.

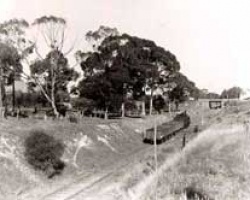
[143,111,191,145]
[209,100,222,109]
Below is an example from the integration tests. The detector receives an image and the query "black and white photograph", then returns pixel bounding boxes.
[0,0,249,199]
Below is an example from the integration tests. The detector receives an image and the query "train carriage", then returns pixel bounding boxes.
[143,111,190,145]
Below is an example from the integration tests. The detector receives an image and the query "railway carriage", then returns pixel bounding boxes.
[143,111,191,145]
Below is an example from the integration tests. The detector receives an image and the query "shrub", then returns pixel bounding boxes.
[124,100,137,111]
[153,95,166,113]
[68,115,78,123]
[24,130,65,178]
[216,117,222,123]
[184,186,210,200]
[193,125,199,133]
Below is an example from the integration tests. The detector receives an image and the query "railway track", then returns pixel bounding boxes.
[63,128,193,200]
[20,112,199,200]
[28,145,150,200]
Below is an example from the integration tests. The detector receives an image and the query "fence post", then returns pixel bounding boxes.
[121,103,125,118]
[104,109,108,120]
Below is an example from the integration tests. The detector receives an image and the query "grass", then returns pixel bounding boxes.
[1,100,249,199]
[0,113,176,200]
[141,109,250,199]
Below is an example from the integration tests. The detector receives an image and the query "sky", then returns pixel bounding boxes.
[0,0,250,93]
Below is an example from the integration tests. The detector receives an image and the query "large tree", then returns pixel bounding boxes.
[0,43,20,116]
[30,50,78,115]
[167,72,199,101]
[0,19,33,111]
[221,87,243,99]
[31,16,77,117]
[78,28,180,114]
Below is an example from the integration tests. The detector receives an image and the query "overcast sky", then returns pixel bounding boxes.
[0,0,249,93]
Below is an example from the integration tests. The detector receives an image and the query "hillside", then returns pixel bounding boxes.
[0,117,149,200]
[141,100,250,200]
[0,100,248,200]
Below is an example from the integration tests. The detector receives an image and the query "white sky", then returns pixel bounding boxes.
[0,0,250,93]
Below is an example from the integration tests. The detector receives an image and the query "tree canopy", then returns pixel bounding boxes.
[30,50,78,104]
[221,87,243,99]
[78,29,181,110]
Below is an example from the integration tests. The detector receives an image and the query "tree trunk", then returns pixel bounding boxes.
[141,101,146,117]
[121,102,125,118]
[50,54,60,118]
[0,62,6,118]
[51,76,59,118]
[104,107,108,120]
[149,88,154,116]
[12,78,15,112]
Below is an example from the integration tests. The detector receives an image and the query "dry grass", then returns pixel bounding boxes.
[1,100,250,200]
[0,117,148,200]
[142,112,250,200]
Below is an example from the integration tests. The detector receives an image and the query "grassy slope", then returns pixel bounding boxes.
[0,117,147,200]
[143,101,250,200]
[69,101,229,200]
[1,100,247,200]
[0,113,174,200]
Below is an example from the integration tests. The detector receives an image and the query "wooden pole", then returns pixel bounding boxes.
[0,62,6,118]
[201,102,204,126]
[154,119,158,200]
[12,72,16,112]
[169,101,171,118]
[121,102,125,118]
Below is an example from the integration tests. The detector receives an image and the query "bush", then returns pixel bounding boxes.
[193,125,199,133]
[24,130,65,178]
[184,186,210,200]
[68,115,78,123]
[124,100,137,111]
[153,95,166,113]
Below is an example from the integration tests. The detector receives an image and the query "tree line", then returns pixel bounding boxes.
[0,16,199,118]
[199,87,244,100]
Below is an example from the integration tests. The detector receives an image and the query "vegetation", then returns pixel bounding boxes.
[29,50,78,112]
[24,130,65,178]
[29,16,79,117]
[198,89,220,99]
[76,26,198,114]
[0,19,198,117]
[152,95,165,113]
[221,86,243,99]
[0,19,33,112]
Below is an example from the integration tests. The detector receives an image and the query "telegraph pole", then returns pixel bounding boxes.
[0,61,6,118]
[154,119,158,200]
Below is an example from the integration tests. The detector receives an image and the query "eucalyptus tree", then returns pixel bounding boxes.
[221,87,243,99]
[78,30,181,115]
[31,16,77,117]
[0,43,20,116]
[30,50,78,112]
[85,25,119,51]
[0,18,33,111]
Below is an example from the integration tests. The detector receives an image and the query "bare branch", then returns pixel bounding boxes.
[34,76,53,103]
[41,31,50,48]
[63,36,78,56]
[34,44,44,60]
[59,27,65,51]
